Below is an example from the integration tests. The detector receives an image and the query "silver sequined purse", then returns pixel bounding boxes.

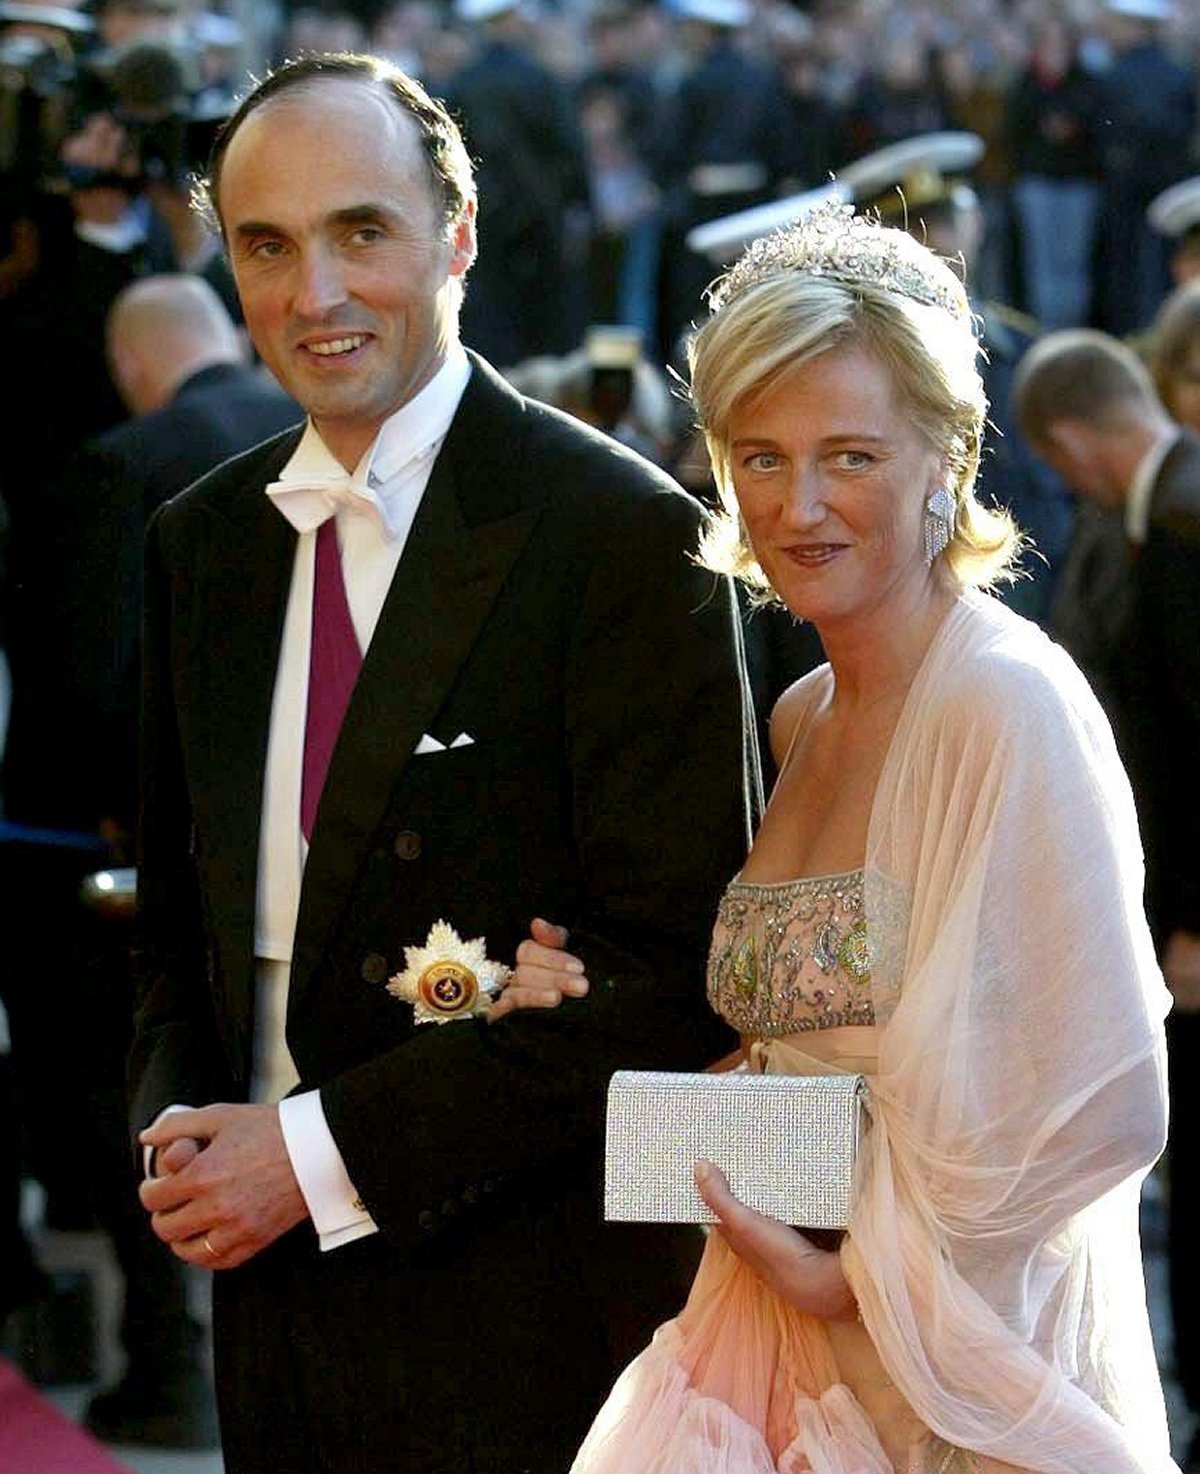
[604,1069,868,1228]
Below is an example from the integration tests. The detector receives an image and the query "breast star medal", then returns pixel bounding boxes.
[387,921,512,1025]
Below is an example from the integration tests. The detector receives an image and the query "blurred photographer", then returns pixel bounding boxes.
[0,0,91,298]
[52,20,236,314]
[557,326,678,465]
[1,11,235,508]
[0,12,229,1444]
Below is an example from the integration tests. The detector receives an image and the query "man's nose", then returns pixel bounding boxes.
[294,248,348,318]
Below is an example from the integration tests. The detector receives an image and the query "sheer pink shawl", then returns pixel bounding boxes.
[842,591,1176,1472]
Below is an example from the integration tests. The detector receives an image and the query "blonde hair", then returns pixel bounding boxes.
[689,217,1019,599]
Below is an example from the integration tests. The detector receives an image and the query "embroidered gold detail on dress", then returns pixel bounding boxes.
[707,871,873,1035]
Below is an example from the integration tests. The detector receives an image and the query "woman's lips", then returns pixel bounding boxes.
[778,543,847,567]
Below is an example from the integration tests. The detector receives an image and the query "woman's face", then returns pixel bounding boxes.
[728,343,945,632]
[1165,351,1200,434]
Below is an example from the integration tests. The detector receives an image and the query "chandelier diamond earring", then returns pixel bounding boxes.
[924,486,955,565]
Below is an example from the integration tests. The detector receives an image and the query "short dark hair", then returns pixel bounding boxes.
[1013,329,1157,446]
[195,53,475,235]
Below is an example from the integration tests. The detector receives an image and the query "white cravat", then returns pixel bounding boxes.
[1124,429,1179,546]
[257,346,471,1250]
[265,467,413,540]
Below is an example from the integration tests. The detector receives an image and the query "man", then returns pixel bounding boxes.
[103,272,298,500]
[0,273,297,1448]
[132,54,754,1474]
[1148,174,1200,292]
[5,272,297,865]
[653,0,792,361]
[1092,0,1196,337]
[443,0,588,365]
[1013,328,1200,1471]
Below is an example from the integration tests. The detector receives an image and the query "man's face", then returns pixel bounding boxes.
[218,80,475,469]
[1037,423,1123,511]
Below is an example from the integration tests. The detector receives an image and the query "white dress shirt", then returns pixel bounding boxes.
[152,346,471,1253]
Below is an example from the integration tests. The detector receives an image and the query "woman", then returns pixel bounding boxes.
[501,204,1176,1473]
[1150,279,1200,434]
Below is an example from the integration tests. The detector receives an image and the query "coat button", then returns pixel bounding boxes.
[417,1209,436,1231]
[393,830,422,861]
[360,952,389,985]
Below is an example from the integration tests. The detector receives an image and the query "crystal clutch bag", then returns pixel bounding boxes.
[604,1069,868,1228]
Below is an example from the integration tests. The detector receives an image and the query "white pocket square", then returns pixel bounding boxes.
[414,732,475,755]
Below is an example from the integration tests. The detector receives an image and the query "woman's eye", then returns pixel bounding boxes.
[743,452,781,472]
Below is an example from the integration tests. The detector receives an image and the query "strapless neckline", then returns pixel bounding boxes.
[730,867,864,891]
[707,869,873,1036]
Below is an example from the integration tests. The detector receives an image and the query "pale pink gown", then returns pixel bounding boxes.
[570,871,985,1474]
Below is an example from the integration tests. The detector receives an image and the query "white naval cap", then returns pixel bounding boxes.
[0,0,92,31]
[189,9,241,46]
[687,180,850,263]
[1148,176,1200,239]
[837,130,986,217]
[665,0,751,28]
[453,0,520,22]
[1104,0,1173,19]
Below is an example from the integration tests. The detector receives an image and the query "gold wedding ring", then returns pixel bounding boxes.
[203,1234,217,1258]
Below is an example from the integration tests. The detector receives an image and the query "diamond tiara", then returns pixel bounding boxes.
[707,200,971,321]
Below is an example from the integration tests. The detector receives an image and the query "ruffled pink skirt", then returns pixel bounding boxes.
[569,1230,910,1474]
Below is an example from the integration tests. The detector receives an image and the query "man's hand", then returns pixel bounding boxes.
[1164,929,1200,1013]
[139,1104,309,1269]
[488,917,589,1021]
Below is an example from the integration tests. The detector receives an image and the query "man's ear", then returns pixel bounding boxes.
[448,198,477,279]
[108,339,145,416]
[1044,419,1093,464]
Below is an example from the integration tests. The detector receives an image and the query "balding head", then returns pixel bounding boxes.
[107,274,244,415]
[1013,329,1162,446]
[1013,328,1174,508]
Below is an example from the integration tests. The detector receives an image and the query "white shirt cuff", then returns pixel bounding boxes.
[278,1089,378,1252]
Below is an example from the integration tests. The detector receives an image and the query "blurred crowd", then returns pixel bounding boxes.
[3,0,1200,1455]
[3,0,1200,475]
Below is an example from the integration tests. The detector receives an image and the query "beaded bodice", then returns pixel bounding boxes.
[707,870,873,1036]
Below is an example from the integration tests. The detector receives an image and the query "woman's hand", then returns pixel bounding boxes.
[488,918,590,1021]
[694,1161,858,1320]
